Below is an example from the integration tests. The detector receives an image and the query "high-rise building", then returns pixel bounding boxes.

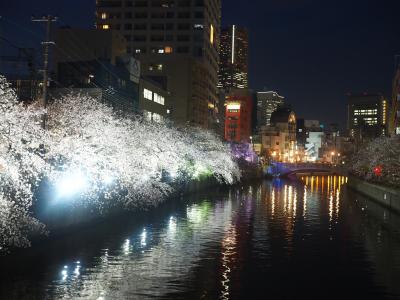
[256,91,285,128]
[95,0,221,128]
[389,61,400,136]
[218,25,248,90]
[347,94,388,141]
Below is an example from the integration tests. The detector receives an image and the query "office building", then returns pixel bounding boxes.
[95,0,221,128]
[256,91,284,128]
[389,63,400,135]
[54,28,139,112]
[218,25,248,90]
[348,94,388,141]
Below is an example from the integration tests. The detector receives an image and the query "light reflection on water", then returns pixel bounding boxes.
[1,176,400,299]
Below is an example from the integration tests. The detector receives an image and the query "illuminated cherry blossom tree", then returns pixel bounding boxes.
[0,76,240,251]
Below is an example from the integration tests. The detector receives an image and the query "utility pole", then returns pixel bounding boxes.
[32,15,57,129]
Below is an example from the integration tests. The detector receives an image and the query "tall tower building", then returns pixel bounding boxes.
[389,60,400,136]
[95,0,221,128]
[218,25,248,90]
[256,91,285,128]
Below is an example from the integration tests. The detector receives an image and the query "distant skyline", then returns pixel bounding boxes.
[1,0,400,128]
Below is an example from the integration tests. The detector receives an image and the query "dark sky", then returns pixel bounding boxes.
[1,0,400,127]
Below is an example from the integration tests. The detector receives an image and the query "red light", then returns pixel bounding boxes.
[373,166,382,177]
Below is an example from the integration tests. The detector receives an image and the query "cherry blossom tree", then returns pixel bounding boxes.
[0,76,240,251]
[349,136,400,187]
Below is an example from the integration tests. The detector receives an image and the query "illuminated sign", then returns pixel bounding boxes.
[227,104,241,110]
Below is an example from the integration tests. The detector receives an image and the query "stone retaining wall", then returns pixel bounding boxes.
[348,176,400,214]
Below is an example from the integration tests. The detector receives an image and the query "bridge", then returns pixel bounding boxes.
[264,162,335,177]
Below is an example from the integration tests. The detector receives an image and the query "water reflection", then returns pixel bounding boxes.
[0,176,400,299]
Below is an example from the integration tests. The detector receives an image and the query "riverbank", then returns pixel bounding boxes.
[347,176,400,214]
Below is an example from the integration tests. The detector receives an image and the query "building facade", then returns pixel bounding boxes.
[95,0,221,128]
[224,89,253,143]
[139,76,170,122]
[260,107,297,162]
[0,48,39,102]
[218,25,248,90]
[389,65,400,135]
[54,28,139,112]
[256,91,285,128]
[348,94,388,142]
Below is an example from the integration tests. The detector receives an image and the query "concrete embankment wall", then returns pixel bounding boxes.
[347,176,400,214]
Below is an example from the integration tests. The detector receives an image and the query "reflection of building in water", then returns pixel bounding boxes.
[300,175,347,225]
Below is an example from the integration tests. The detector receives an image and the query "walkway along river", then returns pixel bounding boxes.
[1,175,400,299]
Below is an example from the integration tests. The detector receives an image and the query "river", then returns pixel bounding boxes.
[1,176,400,299]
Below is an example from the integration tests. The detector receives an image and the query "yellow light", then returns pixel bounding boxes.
[101,13,107,19]
[210,24,214,45]
[102,24,109,30]
[272,151,277,157]
[227,104,240,110]
[331,151,335,156]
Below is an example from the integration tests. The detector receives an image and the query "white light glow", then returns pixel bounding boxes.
[56,171,88,198]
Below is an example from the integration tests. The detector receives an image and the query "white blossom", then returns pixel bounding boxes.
[0,76,240,251]
[349,136,400,187]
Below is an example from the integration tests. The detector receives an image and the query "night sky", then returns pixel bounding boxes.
[1,0,400,128]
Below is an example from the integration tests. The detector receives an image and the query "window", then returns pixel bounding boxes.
[134,35,146,41]
[152,113,163,122]
[135,0,147,6]
[101,24,110,30]
[178,23,190,30]
[194,11,204,18]
[135,12,148,18]
[154,93,165,105]
[134,23,147,30]
[177,46,189,53]
[101,13,107,19]
[164,46,173,53]
[144,110,152,121]
[177,35,190,41]
[178,11,190,18]
[151,23,164,30]
[151,35,164,41]
[144,88,153,100]
[149,64,163,71]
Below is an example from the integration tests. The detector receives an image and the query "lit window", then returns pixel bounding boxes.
[102,24,110,30]
[152,113,163,123]
[101,13,107,19]
[144,88,153,100]
[144,110,152,121]
[135,49,141,53]
[164,46,173,53]
[154,93,165,105]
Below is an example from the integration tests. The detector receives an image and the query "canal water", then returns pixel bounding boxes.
[1,176,400,299]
